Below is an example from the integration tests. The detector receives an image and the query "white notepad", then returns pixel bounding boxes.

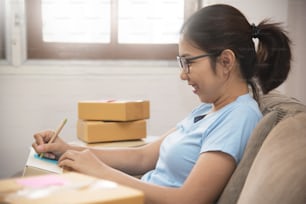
[23,147,63,176]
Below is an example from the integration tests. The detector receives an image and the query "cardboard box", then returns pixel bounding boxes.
[78,100,150,121]
[77,119,147,143]
[0,172,144,204]
[73,139,147,148]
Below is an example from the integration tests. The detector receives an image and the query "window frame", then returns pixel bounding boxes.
[26,0,200,60]
[0,0,5,59]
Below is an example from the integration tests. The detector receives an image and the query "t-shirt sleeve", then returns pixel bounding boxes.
[200,106,260,163]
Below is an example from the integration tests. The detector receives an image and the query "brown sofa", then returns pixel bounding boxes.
[217,91,306,204]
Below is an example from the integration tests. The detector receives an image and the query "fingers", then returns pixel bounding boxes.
[58,150,78,170]
[33,133,45,146]
[32,131,53,151]
[34,131,54,144]
[32,140,51,153]
[32,130,65,159]
[59,159,76,171]
[59,150,76,162]
[58,149,96,172]
[43,152,56,160]
[58,149,109,178]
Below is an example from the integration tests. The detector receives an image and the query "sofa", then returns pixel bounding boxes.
[217,91,306,204]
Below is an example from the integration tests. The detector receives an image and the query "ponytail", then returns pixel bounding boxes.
[254,20,292,94]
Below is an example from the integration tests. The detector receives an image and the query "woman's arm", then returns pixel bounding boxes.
[80,127,176,175]
[59,149,236,204]
[111,151,236,204]
[33,128,176,176]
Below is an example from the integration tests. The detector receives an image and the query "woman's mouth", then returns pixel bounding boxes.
[191,84,199,94]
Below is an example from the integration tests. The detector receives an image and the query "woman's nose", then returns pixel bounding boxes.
[180,70,188,81]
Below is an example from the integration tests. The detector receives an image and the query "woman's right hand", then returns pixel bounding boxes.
[32,130,69,160]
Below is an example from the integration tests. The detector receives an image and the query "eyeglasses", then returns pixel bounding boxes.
[177,53,215,74]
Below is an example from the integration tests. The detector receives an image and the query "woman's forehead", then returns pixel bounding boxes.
[179,36,204,55]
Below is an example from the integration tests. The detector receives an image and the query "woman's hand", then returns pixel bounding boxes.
[32,130,69,159]
[58,149,111,178]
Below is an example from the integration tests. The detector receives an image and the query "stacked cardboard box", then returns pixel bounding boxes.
[77,100,150,143]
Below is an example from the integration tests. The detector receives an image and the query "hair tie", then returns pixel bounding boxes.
[251,23,260,39]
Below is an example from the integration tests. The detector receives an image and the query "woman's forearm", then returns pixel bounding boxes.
[66,143,156,176]
[91,147,150,175]
[67,128,175,176]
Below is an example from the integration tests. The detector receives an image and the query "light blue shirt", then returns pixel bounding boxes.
[141,94,262,187]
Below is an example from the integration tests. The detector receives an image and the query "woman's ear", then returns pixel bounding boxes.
[218,49,236,75]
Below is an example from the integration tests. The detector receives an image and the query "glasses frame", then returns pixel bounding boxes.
[177,53,216,74]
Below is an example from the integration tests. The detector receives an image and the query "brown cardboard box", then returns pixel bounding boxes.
[76,139,147,148]
[0,172,144,204]
[77,119,147,143]
[78,100,150,121]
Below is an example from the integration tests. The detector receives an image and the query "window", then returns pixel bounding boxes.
[26,0,199,60]
[0,0,5,59]
[41,0,111,44]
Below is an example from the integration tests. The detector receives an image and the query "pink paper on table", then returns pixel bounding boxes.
[16,174,68,188]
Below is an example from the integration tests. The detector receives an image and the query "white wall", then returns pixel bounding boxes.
[1,0,305,178]
[285,0,306,103]
[202,0,288,24]
[0,64,199,178]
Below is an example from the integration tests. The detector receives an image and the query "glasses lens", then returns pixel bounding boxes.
[177,56,183,69]
[181,58,189,73]
[177,56,189,73]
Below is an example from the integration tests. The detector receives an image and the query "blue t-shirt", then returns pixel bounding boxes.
[141,94,262,187]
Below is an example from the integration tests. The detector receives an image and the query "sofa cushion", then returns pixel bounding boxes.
[217,110,283,204]
[260,91,306,116]
[237,113,306,204]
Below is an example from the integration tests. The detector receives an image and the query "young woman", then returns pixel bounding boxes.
[32,4,291,204]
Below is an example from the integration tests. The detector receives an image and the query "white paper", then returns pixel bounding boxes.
[25,147,63,174]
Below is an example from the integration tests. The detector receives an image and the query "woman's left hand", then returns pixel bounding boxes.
[58,149,110,178]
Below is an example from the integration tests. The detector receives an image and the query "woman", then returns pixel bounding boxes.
[33,4,291,204]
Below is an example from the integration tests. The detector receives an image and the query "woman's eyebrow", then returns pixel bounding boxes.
[179,53,192,57]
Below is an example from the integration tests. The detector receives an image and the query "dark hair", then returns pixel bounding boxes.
[180,4,291,101]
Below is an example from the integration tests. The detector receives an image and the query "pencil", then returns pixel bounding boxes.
[39,118,68,158]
